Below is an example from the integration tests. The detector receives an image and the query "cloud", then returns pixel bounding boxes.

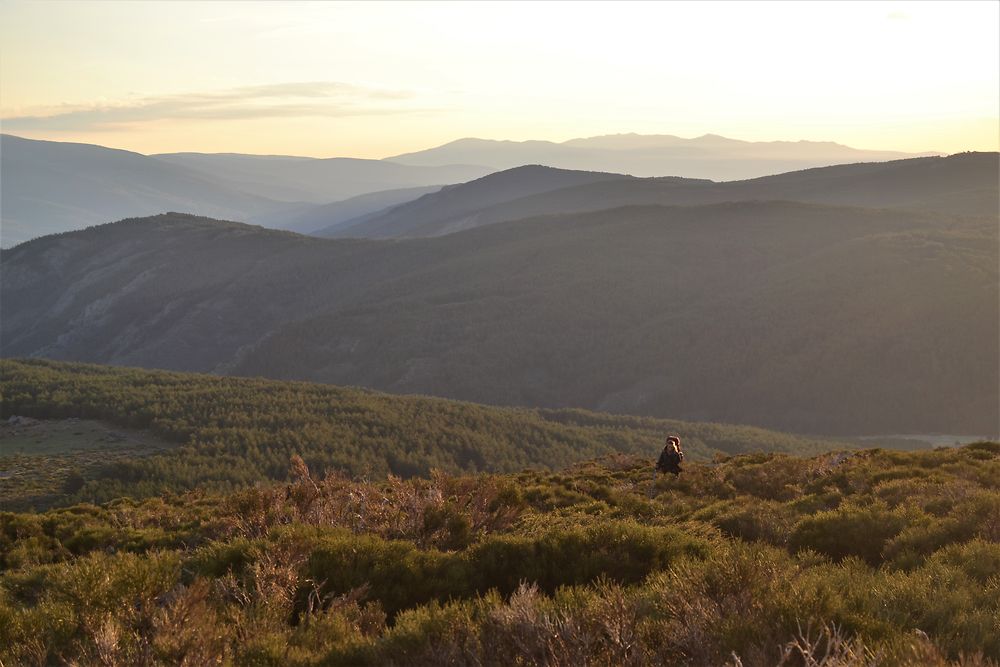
[1,81,421,131]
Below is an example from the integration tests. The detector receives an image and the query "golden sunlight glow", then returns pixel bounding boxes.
[1,0,997,157]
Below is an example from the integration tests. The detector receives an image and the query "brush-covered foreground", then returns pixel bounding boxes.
[1,442,997,666]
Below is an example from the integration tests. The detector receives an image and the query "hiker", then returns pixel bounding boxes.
[649,435,684,498]
[657,435,684,476]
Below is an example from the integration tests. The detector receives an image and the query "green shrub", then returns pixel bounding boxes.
[702,498,796,544]
[790,502,910,564]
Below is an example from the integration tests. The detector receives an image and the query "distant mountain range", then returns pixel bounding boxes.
[3,154,996,436]
[387,133,937,178]
[0,135,489,247]
[1,132,941,247]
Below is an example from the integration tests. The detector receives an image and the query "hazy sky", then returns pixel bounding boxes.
[1,1,997,158]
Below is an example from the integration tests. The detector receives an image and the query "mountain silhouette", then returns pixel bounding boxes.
[386,133,937,179]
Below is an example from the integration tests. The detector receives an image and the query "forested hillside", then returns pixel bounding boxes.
[1,436,996,665]
[0,359,846,509]
[243,202,998,436]
[3,194,995,435]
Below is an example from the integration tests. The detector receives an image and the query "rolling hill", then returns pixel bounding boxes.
[386,133,937,179]
[330,152,999,238]
[3,196,996,435]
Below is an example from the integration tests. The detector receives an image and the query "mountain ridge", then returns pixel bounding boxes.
[321,152,998,239]
[318,164,634,238]
[4,192,995,435]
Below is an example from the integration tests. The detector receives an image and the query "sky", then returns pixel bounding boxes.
[1,1,997,158]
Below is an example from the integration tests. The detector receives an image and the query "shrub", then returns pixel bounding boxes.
[790,503,910,564]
